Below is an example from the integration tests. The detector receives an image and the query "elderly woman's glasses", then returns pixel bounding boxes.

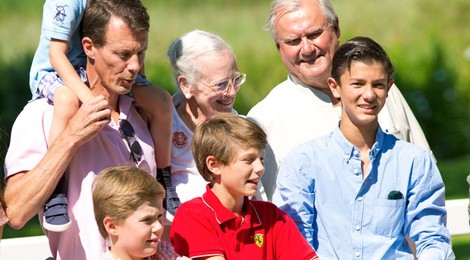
[119,119,143,164]
[198,73,246,94]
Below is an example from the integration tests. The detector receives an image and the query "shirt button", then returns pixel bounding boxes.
[353,150,359,156]
[355,251,361,257]
[353,169,360,175]
[355,225,361,231]
[357,196,363,201]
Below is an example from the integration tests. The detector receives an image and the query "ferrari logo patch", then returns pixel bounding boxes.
[254,234,264,247]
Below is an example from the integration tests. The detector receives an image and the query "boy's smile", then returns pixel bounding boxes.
[330,61,391,128]
[217,147,265,198]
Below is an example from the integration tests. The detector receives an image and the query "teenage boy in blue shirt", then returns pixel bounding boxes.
[273,36,454,259]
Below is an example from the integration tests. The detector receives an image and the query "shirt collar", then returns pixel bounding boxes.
[332,125,385,162]
[288,74,333,104]
[118,95,134,121]
[201,185,262,228]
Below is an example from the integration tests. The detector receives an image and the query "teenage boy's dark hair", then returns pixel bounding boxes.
[331,36,394,83]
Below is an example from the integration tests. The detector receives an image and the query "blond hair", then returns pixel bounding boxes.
[192,113,267,182]
[92,166,164,238]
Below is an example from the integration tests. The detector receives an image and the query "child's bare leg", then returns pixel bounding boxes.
[132,85,181,218]
[49,86,80,144]
[132,85,173,169]
[43,85,79,232]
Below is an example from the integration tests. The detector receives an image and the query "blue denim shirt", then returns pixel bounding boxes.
[273,126,453,259]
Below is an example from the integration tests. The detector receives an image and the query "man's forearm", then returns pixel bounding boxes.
[5,132,81,229]
[5,96,111,229]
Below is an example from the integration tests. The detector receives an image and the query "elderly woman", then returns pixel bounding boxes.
[167,30,246,204]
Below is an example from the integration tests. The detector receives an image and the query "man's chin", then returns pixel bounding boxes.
[114,85,132,95]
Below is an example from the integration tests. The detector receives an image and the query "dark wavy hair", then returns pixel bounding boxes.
[81,0,150,47]
[331,36,394,83]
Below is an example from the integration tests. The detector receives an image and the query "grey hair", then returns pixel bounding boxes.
[264,0,338,42]
[167,29,235,88]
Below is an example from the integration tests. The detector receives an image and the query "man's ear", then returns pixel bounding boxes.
[206,155,221,176]
[327,77,341,99]
[334,16,341,39]
[82,37,95,59]
[178,76,192,99]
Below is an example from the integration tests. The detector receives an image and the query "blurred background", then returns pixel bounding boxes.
[1,0,469,256]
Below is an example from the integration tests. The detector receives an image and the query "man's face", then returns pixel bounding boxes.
[275,1,339,90]
[91,16,148,95]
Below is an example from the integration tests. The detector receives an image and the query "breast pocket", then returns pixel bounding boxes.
[372,198,406,237]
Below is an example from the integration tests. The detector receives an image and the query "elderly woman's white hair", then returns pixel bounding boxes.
[167,29,235,89]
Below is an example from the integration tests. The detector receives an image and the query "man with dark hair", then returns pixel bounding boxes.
[4,0,156,258]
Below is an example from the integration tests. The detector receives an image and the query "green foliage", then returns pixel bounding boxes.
[439,154,470,200]
[0,54,33,164]
[3,216,43,239]
[452,234,470,259]
[396,44,470,159]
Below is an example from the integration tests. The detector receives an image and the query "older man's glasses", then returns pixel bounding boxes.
[120,119,143,164]
[198,73,246,94]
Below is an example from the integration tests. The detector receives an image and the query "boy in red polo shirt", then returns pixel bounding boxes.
[170,113,318,260]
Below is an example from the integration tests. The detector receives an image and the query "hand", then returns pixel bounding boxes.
[65,95,111,146]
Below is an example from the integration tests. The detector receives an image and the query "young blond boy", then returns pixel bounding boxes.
[170,113,318,260]
[92,166,182,260]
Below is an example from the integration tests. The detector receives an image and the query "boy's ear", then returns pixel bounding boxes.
[388,80,394,92]
[103,216,118,237]
[384,79,394,98]
[178,76,193,99]
[206,155,222,176]
[327,77,341,99]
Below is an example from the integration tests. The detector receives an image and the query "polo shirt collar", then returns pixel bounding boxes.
[201,185,262,228]
[117,95,133,121]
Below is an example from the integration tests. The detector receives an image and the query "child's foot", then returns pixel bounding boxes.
[157,167,181,220]
[43,193,72,232]
[164,187,181,220]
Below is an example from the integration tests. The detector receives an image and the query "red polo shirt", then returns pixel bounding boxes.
[170,185,317,259]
